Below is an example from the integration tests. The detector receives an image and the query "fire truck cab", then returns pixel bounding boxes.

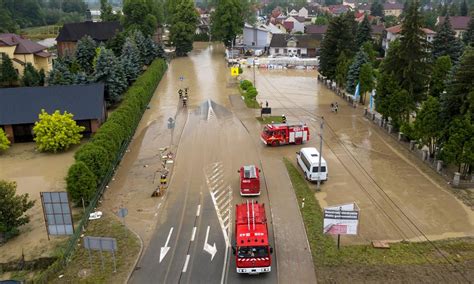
[233,200,273,274]
[260,122,309,146]
[238,165,261,196]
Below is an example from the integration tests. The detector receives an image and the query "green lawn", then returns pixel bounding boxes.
[283,157,474,269]
[21,25,61,40]
[256,116,285,124]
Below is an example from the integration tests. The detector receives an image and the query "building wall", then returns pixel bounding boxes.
[384,9,402,17]
[3,125,14,143]
[286,17,305,33]
[0,46,16,59]
[34,55,52,73]
[243,27,269,47]
[57,41,77,57]
[298,8,309,18]
[269,47,308,56]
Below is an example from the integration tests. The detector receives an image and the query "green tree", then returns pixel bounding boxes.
[210,0,244,47]
[441,48,474,122]
[441,114,474,175]
[170,0,198,56]
[143,35,160,64]
[0,3,18,32]
[319,13,357,79]
[66,161,97,204]
[94,47,128,103]
[0,180,35,243]
[123,0,157,36]
[75,35,97,75]
[398,0,431,103]
[371,0,384,17]
[21,63,41,87]
[121,37,142,84]
[460,0,469,16]
[346,49,369,94]
[0,128,10,152]
[413,96,443,156]
[33,109,85,153]
[359,62,374,104]
[100,0,121,21]
[356,15,372,48]
[335,51,351,90]
[433,15,464,62]
[47,58,76,85]
[62,0,87,14]
[164,0,178,24]
[314,16,329,25]
[131,30,146,66]
[0,53,19,87]
[429,55,452,98]
[464,17,474,46]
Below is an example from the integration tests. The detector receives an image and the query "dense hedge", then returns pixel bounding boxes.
[66,59,168,204]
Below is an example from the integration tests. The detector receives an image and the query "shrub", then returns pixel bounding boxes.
[0,180,35,243]
[240,80,252,91]
[66,161,97,205]
[33,109,85,153]
[0,128,10,152]
[246,86,258,99]
[74,144,110,184]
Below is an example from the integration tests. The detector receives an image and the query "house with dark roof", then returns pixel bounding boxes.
[0,33,52,75]
[269,34,322,58]
[437,16,471,38]
[0,84,106,143]
[56,21,122,57]
[305,25,328,38]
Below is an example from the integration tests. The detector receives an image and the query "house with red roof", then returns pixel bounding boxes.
[383,24,435,51]
[436,16,471,38]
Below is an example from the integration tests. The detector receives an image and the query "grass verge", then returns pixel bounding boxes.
[256,116,284,124]
[21,25,61,40]
[238,86,260,109]
[283,158,474,278]
[49,213,140,283]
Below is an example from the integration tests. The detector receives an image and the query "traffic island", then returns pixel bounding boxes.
[283,158,474,282]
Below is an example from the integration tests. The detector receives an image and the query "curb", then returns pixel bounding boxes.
[125,227,144,284]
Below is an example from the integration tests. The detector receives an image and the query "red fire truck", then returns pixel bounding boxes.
[238,165,261,196]
[233,200,273,274]
[260,122,310,146]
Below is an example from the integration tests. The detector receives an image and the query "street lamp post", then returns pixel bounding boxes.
[317,116,324,190]
[253,58,256,87]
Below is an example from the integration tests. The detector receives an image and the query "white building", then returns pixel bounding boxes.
[298,7,309,18]
[269,34,322,58]
[383,24,435,51]
[242,23,270,49]
[284,16,305,33]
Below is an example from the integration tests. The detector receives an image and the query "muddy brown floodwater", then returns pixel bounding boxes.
[0,143,76,263]
[241,67,474,244]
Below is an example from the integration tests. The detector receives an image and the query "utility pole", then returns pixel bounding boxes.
[317,116,324,190]
[253,57,256,87]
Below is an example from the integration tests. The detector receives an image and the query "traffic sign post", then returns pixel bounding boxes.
[231,67,239,76]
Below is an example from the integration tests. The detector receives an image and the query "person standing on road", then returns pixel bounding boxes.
[265,101,269,108]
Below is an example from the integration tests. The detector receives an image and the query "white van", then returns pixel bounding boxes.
[296,147,328,182]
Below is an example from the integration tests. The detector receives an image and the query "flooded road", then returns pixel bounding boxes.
[241,67,474,244]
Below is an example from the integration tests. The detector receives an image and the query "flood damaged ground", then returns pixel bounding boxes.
[2,43,473,283]
[0,142,77,263]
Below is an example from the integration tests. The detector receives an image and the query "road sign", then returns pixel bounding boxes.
[323,203,359,235]
[83,236,118,272]
[231,67,239,76]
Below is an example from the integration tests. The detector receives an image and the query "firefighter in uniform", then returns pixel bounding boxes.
[281,114,287,123]
[178,88,183,99]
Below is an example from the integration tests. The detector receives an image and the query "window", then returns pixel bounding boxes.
[275,48,279,53]
[238,246,269,258]
[300,153,311,171]
[283,48,287,54]
[312,166,326,173]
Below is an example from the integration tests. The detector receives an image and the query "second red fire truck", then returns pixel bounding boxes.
[238,165,261,196]
[260,122,310,146]
[233,200,273,274]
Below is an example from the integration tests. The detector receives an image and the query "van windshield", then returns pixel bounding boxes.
[238,246,269,258]
[312,166,327,173]
[263,127,273,136]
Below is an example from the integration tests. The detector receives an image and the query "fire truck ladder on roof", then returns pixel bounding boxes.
[246,200,256,231]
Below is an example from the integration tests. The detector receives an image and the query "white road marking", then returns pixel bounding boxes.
[154,213,158,217]
[203,226,217,261]
[196,205,201,217]
[182,254,190,272]
[159,227,174,263]
[191,227,197,242]
[156,203,162,210]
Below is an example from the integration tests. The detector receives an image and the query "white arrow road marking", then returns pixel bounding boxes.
[203,226,217,261]
[182,255,190,273]
[159,227,174,263]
